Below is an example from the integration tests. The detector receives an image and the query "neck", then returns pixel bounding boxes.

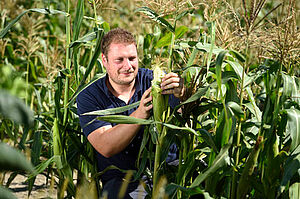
[106,78,136,104]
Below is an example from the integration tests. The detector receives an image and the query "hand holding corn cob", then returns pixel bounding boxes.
[160,72,185,99]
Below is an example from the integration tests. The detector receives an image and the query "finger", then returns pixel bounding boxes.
[143,96,152,106]
[161,82,180,91]
[161,77,180,88]
[145,104,153,111]
[142,87,152,99]
[161,72,178,82]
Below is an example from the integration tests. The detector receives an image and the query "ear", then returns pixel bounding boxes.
[101,53,107,68]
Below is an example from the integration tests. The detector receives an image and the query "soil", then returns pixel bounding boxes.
[3,173,57,199]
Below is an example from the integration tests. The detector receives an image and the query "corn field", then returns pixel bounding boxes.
[0,0,299,198]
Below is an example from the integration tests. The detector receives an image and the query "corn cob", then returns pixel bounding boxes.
[151,65,169,133]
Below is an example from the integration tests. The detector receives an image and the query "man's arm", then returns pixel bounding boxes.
[87,88,153,158]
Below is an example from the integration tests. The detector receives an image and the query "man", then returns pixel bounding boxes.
[77,28,184,198]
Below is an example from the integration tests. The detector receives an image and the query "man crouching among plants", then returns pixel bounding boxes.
[77,28,184,199]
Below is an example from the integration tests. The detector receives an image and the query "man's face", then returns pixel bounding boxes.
[102,42,138,86]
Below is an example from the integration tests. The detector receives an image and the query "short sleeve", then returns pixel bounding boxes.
[76,88,111,137]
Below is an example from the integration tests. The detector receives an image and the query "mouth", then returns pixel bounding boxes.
[120,70,134,76]
[120,72,133,75]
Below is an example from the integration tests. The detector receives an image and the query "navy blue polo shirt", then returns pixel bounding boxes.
[77,68,153,182]
[77,68,178,183]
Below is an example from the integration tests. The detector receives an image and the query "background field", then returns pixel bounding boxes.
[0,0,299,198]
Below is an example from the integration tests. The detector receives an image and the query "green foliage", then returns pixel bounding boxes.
[0,0,299,198]
[0,142,34,172]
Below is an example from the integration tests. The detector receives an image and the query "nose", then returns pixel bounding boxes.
[123,58,133,71]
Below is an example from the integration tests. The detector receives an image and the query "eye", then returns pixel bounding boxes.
[129,57,136,61]
[115,58,123,63]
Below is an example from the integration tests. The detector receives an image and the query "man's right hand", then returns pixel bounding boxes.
[133,87,153,119]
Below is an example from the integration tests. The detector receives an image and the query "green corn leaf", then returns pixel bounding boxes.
[196,42,223,55]
[215,108,233,149]
[28,131,43,195]
[135,7,174,32]
[286,108,300,152]
[175,86,209,109]
[175,9,192,21]
[182,66,203,84]
[68,73,106,107]
[279,145,300,194]
[149,123,159,144]
[237,136,263,199]
[54,73,63,120]
[78,28,104,88]
[246,87,262,122]
[82,101,140,116]
[0,90,34,127]
[72,0,84,41]
[206,21,215,73]
[198,129,218,153]
[93,114,197,135]
[216,51,227,97]
[28,156,56,180]
[178,41,223,55]
[228,49,246,62]
[0,142,34,172]
[227,101,244,120]
[177,149,201,185]
[156,26,188,48]
[0,8,67,38]
[0,186,18,199]
[137,127,150,167]
[69,31,98,48]
[97,115,153,125]
[165,183,207,197]
[52,118,62,169]
[133,149,148,181]
[282,73,300,105]
[289,183,300,199]
[163,123,198,136]
[225,60,251,87]
[190,143,231,188]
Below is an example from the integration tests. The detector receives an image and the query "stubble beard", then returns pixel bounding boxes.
[111,71,136,85]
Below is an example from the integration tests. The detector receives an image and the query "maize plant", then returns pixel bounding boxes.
[1,0,299,198]
[151,65,170,194]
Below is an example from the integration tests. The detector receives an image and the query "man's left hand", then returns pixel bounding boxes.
[160,72,185,99]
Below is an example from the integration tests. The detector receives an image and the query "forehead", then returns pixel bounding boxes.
[107,43,137,57]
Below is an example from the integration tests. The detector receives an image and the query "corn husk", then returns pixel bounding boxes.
[151,66,169,133]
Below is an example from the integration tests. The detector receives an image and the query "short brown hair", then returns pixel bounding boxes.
[101,28,136,57]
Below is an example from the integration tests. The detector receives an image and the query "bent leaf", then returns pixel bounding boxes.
[190,143,231,188]
[286,108,300,152]
[82,101,140,116]
[0,90,34,127]
[135,7,174,32]
[0,186,18,199]
[156,26,188,48]
[69,31,98,48]
[279,145,300,194]
[0,142,34,172]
